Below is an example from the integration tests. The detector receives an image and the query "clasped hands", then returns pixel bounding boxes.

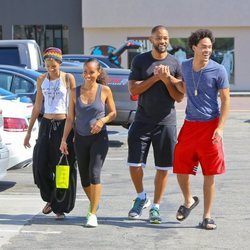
[153,64,171,80]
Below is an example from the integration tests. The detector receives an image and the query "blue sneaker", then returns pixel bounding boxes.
[128,197,151,219]
[149,207,162,224]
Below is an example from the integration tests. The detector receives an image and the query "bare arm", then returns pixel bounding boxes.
[168,75,186,94]
[90,86,117,134]
[102,86,117,124]
[23,75,45,148]
[128,74,160,96]
[212,88,230,144]
[60,88,76,154]
[156,65,184,103]
[68,73,76,89]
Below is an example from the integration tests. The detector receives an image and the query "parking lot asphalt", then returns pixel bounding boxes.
[0,96,249,250]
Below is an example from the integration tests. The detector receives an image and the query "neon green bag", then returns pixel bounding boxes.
[56,154,70,189]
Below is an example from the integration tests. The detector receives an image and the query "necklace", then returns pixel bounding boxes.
[191,68,203,96]
[48,78,61,106]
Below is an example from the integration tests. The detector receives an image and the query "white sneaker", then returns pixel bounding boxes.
[85,213,98,227]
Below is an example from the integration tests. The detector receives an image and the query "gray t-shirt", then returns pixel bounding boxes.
[182,58,229,121]
[129,51,182,125]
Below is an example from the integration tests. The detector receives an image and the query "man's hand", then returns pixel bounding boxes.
[154,64,171,80]
[212,128,223,144]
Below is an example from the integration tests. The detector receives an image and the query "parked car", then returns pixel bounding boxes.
[0,87,33,103]
[0,87,18,100]
[0,39,43,70]
[62,40,142,68]
[0,65,41,104]
[39,65,138,128]
[62,54,120,68]
[0,108,9,180]
[0,99,38,169]
[0,64,138,129]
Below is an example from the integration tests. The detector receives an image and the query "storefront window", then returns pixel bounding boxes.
[128,37,235,84]
[13,25,69,53]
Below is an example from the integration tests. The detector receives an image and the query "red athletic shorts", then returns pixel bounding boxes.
[173,117,225,176]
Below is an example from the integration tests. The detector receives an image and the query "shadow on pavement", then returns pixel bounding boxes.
[0,181,16,192]
[0,214,198,230]
[108,140,124,147]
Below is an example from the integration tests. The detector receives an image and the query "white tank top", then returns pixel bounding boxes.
[41,74,68,114]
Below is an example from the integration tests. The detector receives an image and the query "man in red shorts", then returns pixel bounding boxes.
[173,29,230,230]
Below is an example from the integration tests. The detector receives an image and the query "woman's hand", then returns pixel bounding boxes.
[90,119,104,134]
[60,141,69,155]
[23,132,31,148]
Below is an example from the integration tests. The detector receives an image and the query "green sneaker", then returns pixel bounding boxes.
[128,197,151,219]
[149,207,162,224]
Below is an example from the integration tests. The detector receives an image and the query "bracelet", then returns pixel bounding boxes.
[61,141,67,145]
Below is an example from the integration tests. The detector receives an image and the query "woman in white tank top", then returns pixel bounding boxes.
[23,47,76,220]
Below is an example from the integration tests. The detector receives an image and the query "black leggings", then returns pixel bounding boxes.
[33,118,75,202]
[74,130,108,187]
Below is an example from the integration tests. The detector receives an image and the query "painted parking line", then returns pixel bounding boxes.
[0,197,88,201]
[105,157,125,161]
[0,229,61,234]
[108,131,128,136]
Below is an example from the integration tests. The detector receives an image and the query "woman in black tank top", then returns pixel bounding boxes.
[60,58,116,227]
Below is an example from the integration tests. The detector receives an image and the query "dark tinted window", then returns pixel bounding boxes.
[0,73,13,91]
[11,76,35,93]
[0,48,20,65]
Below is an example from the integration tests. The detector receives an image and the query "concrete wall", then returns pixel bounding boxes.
[0,0,83,53]
[82,0,250,28]
[82,0,250,91]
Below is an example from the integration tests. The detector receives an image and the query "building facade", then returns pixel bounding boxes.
[0,0,250,90]
[82,0,250,91]
[0,0,83,53]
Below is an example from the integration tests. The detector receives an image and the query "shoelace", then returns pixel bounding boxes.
[150,208,159,217]
[132,198,145,212]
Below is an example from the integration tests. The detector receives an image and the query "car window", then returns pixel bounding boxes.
[11,76,34,94]
[0,47,21,65]
[0,73,13,91]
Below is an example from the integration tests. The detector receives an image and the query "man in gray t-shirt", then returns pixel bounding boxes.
[127,25,184,224]
[173,29,230,230]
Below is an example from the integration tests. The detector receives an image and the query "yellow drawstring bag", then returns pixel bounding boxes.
[56,154,70,189]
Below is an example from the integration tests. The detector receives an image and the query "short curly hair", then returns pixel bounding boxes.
[188,29,215,50]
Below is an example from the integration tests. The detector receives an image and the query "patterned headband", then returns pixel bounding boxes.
[43,47,62,62]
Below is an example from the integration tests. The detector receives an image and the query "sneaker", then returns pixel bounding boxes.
[55,213,65,220]
[85,213,98,227]
[128,197,151,219]
[86,204,99,220]
[149,207,162,224]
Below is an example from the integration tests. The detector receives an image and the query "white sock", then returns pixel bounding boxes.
[137,191,146,200]
[151,203,160,210]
